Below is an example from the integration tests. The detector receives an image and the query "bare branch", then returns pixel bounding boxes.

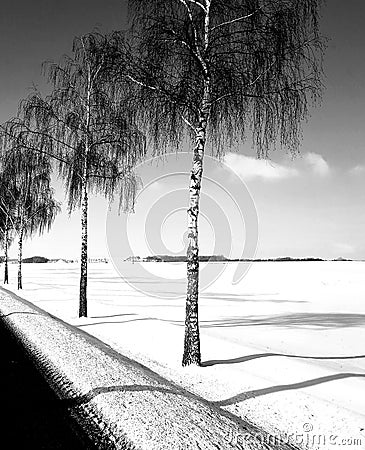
[181,115,197,133]
[186,0,206,12]
[175,0,208,75]
[126,74,158,91]
[210,8,262,32]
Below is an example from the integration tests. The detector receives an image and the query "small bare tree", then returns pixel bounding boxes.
[119,0,324,365]
[1,32,145,315]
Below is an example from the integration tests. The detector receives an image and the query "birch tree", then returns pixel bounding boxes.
[2,33,145,315]
[0,179,15,284]
[0,175,15,284]
[1,147,60,289]
[120,0,324,365]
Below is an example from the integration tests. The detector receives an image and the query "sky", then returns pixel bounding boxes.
[1,0,365,260]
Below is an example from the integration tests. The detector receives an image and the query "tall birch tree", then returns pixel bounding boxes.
[119,0,324,365]
[2,33,145,315]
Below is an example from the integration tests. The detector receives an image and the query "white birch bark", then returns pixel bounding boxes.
[4,218,9,284]
[78,173,88,317]
[17,226,23,290]
[182,1,211,366]
[182,82,210,366]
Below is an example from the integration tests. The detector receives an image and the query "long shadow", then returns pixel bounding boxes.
[81,318,185,328]
[25,283,76,289]
[0,311,43,318]
[203,292,275,297]
[117,304,182,308]
[89,313,136,319]
[126,279,185,285]
[63,384,181,407]
[201,292,307,304]
[76,317,157,328]
[200,312,365,329]
[203,352,365,367]
[214,372,365,407]
[89,279,125,284]
[203,297,306,304]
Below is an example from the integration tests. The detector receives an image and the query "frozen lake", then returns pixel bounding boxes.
[3,261,365,448]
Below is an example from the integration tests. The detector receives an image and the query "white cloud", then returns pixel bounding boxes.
[303,152,330,176]
[224,151,331,182]
[349,164,365,175]
[223,153,298,181]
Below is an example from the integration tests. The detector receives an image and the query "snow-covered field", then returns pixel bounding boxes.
[3,261,365,449]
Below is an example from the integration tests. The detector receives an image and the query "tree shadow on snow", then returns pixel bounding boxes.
[212,372,365,407]
[201,292,307,303]
[89,313,136,319]
[61,373,365,418]
[62,384,185,407]
[203,352,365,367]
[200,312,365,329]
[76,316,155,328]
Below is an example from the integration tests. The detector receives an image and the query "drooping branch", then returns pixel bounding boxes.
[125,0,324,157]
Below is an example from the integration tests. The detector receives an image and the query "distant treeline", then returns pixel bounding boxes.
[0,256,65,263]
[0,255,355,264]
[126,255,354,263]
[143,255,229,262]
[0,256,50,263]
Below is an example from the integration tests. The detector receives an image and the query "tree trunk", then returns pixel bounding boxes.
[182,103,209,366]
[78,178,88,318]
[4,221,9,284]
[79,70,92,318]
[17,229,23,290]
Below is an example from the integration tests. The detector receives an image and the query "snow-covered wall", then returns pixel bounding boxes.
[0,288,284,450]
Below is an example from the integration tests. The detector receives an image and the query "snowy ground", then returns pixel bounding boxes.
[3,261,365,449]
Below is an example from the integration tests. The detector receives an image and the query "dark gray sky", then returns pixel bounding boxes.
[306,0,365,168]
[0,0,127,123]
[1,1,365,259]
